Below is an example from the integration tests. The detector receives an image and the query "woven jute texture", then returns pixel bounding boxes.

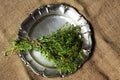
[0,0,120,80]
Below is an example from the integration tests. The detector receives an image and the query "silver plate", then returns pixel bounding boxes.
[18,3,92,78]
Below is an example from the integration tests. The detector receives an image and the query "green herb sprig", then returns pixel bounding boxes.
[3,23,86,75]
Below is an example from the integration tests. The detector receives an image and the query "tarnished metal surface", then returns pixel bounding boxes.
[18,3,92,78]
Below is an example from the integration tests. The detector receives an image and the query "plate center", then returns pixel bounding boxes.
[29,15,74,68]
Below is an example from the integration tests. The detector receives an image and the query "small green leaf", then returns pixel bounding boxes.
[3,51,8,56]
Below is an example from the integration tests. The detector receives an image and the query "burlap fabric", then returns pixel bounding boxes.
[0,0,120,80]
